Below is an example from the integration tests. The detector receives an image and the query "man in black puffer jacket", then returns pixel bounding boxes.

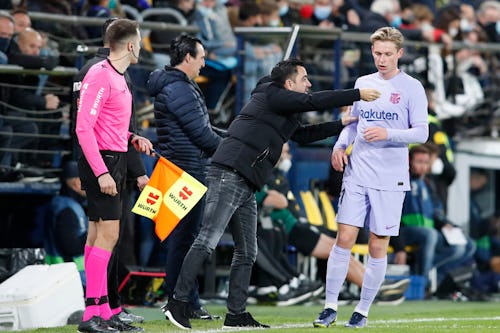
[163,58,381,330]
[147,34,225,320]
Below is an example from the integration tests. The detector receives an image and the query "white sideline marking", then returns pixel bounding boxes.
[191,317,500,332]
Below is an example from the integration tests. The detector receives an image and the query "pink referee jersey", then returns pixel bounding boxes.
[76,59,132,177]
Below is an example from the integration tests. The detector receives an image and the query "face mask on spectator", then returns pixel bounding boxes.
[0,37,10,53]
[278,158,292,173]
[391,15,402,28]
[268,19,280,27]
[217,0,228,5]
[448,27,458,38]
[314,6,331,21]
[279,5,289,17]
[460,18,474,33]
[109,0,116,9]
[496,21,500,35]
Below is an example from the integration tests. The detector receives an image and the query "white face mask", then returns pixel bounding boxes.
[431,158,444,175]
[278,158,292,173]
[448,27,458,38]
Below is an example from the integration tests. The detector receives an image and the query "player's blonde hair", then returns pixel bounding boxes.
[370,27,405,50]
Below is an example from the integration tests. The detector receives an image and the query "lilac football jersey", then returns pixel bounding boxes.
[334,71,428,191]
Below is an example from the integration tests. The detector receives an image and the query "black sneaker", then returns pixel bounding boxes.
[77,316,117,333]
[105,315,144,332]
[189,306,221,320]
[223,312,270,328]
[164,298,192,330]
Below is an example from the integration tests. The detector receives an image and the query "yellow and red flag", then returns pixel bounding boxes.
[132,156,207,241]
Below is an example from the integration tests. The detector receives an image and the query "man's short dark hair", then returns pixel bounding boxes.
[270,58,304,86]
[169,33,203,67]
[105,19,139,50]
[102,17,119,45]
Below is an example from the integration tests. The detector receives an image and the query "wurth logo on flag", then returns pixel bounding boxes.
[132,157,207,241]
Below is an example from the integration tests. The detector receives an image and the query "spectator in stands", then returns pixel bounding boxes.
[76,18,152,333]
[237,1,283,103]
[194,0,237,111]
[149,0,196,56]
[10,8,30,33]
[44,160,88,286]
[163,58,381,330]
[276,0,302,27]
[1,28,59,168]
[476,0,500,43]
[85,0,112,41]
[147,33,225,321]
[395,144,476,292]
[26,0,88,41]
[72,17,148,327]
[306,0,360,30]
[0,11,13,64]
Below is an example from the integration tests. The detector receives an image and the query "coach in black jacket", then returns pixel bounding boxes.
[164,58,380,330]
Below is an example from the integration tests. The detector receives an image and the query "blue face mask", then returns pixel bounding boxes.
[496,21,500,35]
[109,0,116,9]
[314,6,331,21]
[279,5,289,17]
[216,0,228,5]
[0,37,11,53]
[391,15,402,28]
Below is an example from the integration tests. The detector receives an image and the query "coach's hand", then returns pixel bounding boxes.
[98,173,118,196]
[359,88,381,101]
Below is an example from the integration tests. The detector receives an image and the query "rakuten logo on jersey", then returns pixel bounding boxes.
[359,108,399,122]
[90,87,105,115]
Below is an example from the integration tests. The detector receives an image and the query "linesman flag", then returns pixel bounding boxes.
[132,156,207,241]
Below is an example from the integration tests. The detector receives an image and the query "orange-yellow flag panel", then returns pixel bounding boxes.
[132,157,207,241]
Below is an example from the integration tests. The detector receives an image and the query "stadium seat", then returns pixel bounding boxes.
[299,190,323,226]
[318,190,337,231]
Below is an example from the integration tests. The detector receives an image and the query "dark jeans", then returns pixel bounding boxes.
[174,165,257,314]
[162,171,205,310]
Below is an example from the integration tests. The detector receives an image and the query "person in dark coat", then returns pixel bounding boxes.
[163,58,381,330]
[147,34,225,320]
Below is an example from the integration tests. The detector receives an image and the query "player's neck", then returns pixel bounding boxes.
[379,68,400,80]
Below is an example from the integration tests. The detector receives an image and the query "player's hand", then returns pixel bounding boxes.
[363,126,387,142]
[131,135,154,155]
[136,174,149,191]
[359,88,381,101]
[98,173,117,196]
[331,148,348,172]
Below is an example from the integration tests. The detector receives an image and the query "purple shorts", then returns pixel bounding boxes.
[336,182,405,236]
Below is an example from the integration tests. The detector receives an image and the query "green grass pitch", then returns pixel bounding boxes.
[12,300,500,333]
